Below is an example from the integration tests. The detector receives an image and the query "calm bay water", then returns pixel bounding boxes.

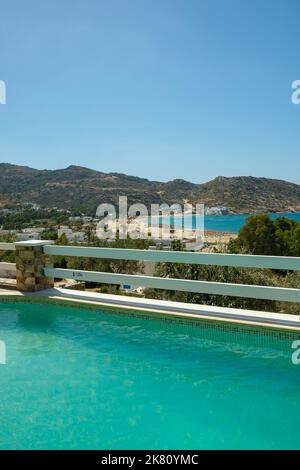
[173,212,300,233]
[204,212,300,233]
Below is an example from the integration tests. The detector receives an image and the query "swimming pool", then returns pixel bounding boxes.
[0,300,299,450]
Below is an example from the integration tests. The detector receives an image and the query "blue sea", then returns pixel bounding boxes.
[161,212,300,233]
[204,212,300,233]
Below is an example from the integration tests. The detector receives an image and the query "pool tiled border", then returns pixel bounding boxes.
[0,292,299,342]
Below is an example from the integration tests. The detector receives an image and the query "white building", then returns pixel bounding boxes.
[17,232,41,241]
[22,227,45,234]
[72,232,86,242]
[82,217,93,223]
[58,226,85,242]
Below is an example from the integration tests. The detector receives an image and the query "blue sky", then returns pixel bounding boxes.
[0,0,299,183]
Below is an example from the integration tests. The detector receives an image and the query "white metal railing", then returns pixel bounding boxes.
[0,262,16,272]
[0,243,15,251]
[43,245,300,304]
[43,245,300,270]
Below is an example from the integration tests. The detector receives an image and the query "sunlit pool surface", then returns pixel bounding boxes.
[0,301,299,450]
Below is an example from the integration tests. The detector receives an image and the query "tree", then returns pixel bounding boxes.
[228,214,300,256]
[41,230,58,241]
[0,234,16,262]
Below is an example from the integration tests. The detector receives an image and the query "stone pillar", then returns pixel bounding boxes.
[15,240,54,292]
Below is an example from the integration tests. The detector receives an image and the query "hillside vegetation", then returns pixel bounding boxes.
[0,163,299,214]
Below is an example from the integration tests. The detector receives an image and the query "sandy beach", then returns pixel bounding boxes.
[204,230,237,245]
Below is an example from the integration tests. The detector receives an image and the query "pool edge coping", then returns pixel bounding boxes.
[0,287,300,335]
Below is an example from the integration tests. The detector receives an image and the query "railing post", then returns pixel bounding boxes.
[15,240,54,292]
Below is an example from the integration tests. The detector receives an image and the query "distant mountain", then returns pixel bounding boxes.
[0,163,299,214]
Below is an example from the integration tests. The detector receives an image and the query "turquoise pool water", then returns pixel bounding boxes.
[0,301,300,450]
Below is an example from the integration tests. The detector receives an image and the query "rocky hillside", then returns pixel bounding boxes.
[0,163,299,214]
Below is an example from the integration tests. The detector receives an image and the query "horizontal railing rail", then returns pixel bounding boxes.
[36,244,300,303]
[44,267,300,303]
[43,245,300,271]
[0,262,16,272]
[0,242,15,251]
